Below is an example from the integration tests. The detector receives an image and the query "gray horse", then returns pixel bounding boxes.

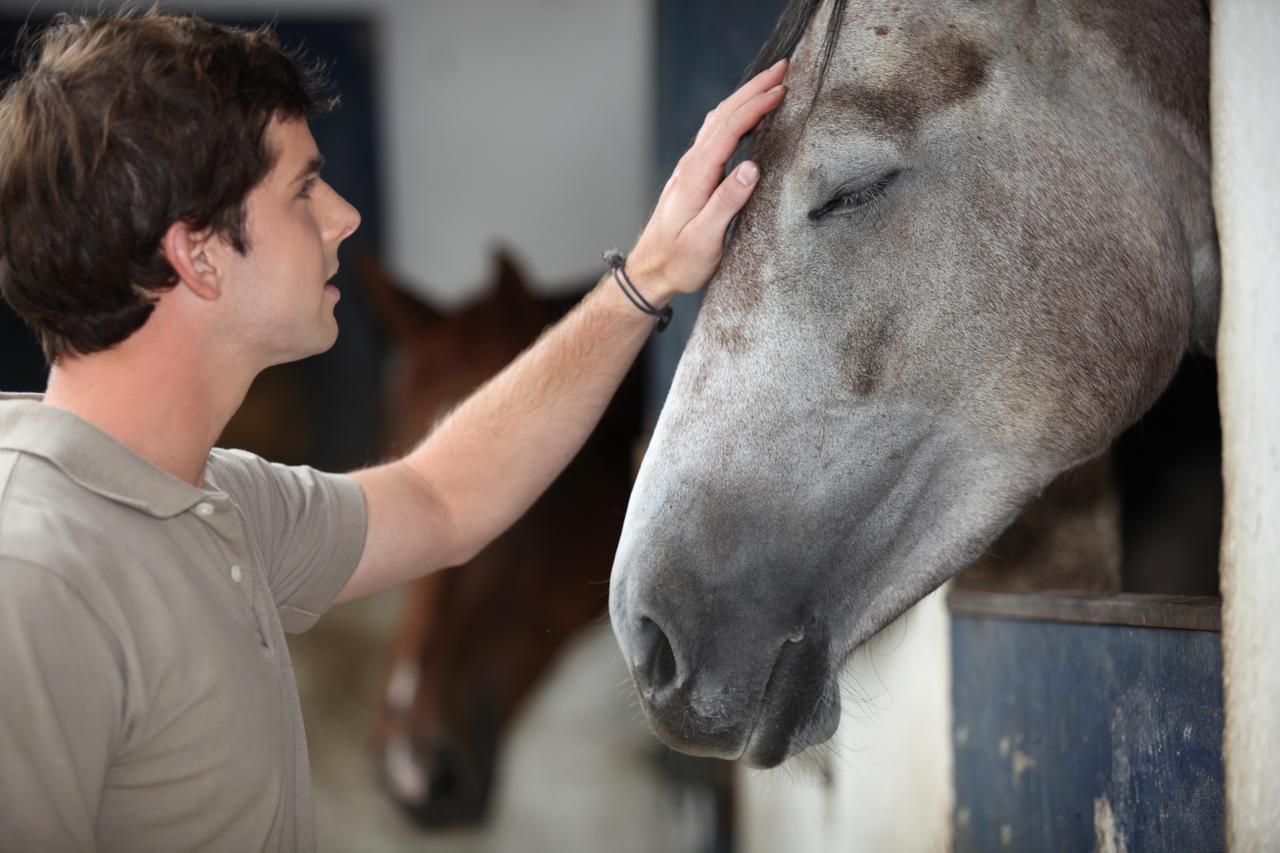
[610,0,1215,768]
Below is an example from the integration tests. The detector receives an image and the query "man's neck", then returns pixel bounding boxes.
[42,309,257,488]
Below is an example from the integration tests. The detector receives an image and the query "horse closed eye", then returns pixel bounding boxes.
[808,170,901,222]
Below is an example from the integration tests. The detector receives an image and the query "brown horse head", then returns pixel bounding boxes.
[610,0,1216,768]
[365,250,641,825]
[363,248,549,457]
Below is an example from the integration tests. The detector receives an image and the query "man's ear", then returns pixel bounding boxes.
[162,220,222,300]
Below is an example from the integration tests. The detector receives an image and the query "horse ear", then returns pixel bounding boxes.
[358,249,444,342]
[490,246,535,305]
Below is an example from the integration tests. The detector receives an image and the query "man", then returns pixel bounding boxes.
[0,9,785,852]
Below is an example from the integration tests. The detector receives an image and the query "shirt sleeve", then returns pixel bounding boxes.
[204,449,369,633]
[0,557,124,853]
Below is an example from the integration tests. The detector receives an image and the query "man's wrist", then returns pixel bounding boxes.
[622,246,682,306]
[599,254,678,321]
[595,270,673,330]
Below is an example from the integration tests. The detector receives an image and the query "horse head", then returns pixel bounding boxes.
[610,0,1216,768]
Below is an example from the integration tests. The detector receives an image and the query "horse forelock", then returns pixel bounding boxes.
[745,0,849,82]
[741,0,849,164]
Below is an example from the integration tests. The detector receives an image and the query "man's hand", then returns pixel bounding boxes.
[627,58,788,303]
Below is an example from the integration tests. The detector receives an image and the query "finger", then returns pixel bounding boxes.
[680,161,761,256]
[673,86,785,214]
[694,58,789,146]
[712,60,790,134]
[704,85,786,168]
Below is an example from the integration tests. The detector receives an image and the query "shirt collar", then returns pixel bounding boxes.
[0,392,214,519]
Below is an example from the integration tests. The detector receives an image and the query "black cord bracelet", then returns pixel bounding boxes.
[603,250,673,333]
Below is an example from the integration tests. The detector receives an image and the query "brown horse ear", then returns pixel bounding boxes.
[490,246,535,306]
[358,249,444,342]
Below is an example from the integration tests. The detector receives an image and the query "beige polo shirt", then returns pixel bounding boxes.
[0,393,368,852]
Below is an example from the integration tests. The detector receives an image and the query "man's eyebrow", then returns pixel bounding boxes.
[292,155,325,184]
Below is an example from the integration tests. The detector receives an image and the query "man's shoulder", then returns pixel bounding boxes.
[0,448,153,593]
[206,446,270,482]
[0,447,114,550]
[205,445,364,523]
[204,446,282,518]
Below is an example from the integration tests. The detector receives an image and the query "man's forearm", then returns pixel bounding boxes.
[400,273,670,565]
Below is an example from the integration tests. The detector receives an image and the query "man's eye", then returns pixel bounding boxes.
[808,170,901,222]
[298,177,319,198]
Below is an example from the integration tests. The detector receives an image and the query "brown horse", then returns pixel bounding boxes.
[362,250,644,826]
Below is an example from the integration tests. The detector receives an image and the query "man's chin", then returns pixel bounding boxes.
[281,325,340,364]
[316,325,340,355]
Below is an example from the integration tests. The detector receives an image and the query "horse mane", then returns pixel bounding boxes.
[737,0,848,169]
[744,0,848,91]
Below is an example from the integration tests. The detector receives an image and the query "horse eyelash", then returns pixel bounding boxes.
[809,170,900,222]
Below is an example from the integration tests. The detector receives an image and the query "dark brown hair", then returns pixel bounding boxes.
[0,9,336,362]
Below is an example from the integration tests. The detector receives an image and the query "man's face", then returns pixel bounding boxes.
[215,116,361,365]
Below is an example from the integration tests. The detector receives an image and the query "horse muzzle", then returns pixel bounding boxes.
[619,607,841,768]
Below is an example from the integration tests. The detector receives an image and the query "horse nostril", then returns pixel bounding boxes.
[385,732,490,828]
[426,748,461,802]
[635,616,680,697]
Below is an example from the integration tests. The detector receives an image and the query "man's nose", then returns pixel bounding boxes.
[328,188,361,243]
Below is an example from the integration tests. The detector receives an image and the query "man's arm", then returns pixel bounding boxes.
[338,59,788,603]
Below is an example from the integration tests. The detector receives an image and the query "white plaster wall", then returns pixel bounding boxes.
[379,0,651,305]
[4,0,653,305]
[1210,1,1280,849]
[737,588,954,853]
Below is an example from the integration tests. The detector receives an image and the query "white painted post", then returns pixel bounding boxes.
[1211,1,1280,849]
[737,587,953,853]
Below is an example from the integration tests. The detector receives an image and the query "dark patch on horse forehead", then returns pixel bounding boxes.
[1071,0,1209,137]
[823,32,991,136]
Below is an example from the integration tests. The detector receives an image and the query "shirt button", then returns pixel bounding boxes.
[230,565,242,584]
[195,502,215,517]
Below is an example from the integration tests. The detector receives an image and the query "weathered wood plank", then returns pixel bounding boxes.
[948,589,1222,632]
[952,616,1225,852]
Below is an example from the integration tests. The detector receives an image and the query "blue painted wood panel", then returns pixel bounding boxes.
[952,615,1224,852]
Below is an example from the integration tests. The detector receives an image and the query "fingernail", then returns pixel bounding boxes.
[772,58,788,70]
[771,84,787,94]
[736,161,759,186]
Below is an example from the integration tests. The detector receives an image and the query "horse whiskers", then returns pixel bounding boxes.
[836,671,893,725]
